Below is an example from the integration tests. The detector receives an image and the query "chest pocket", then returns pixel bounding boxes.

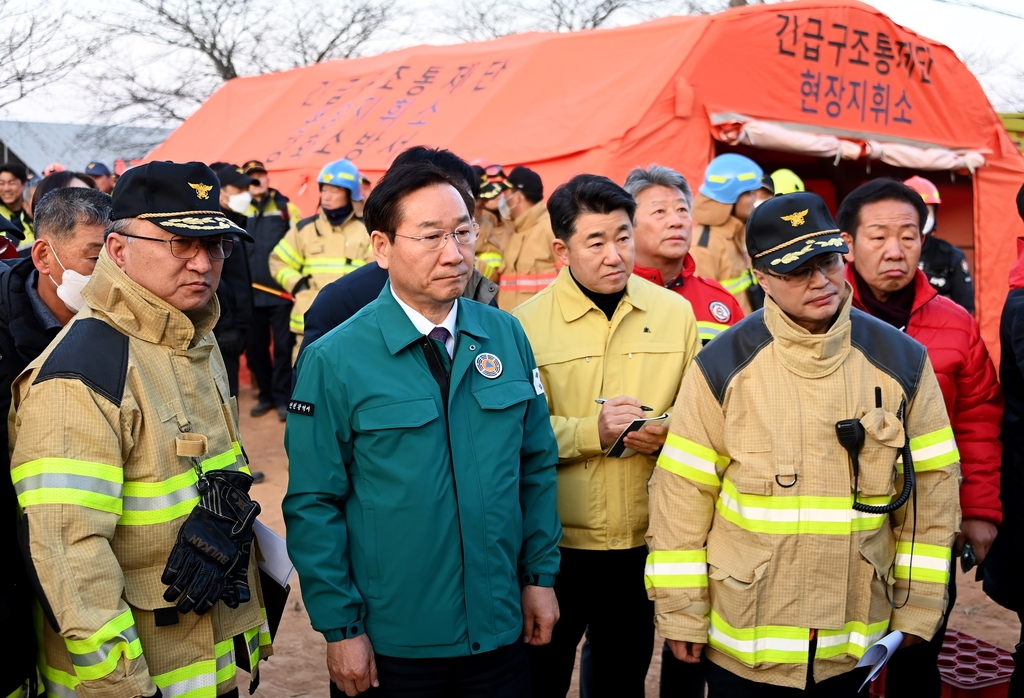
[355,396,439,431]
[855,408,904,497]
[472,380,535,410]
[307,243,327,257]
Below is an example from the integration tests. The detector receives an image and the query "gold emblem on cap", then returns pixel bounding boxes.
[188,182,213,200]
[781,209,809,227]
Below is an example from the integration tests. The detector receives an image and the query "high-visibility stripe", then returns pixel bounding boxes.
[258,607,272,653]
[272,240,304,271]
[275,267,302,288]
[64,608,143,681]
[39,664,78,698]
[715,478,889,535]
[707,610,810,666]
[657,434,729,487]
[721,271,754,295]
[894,542,951,584]
[12,459,123,514]
[737,172,759,181]
[152,659,218,698]
[303,259,363,275]
[290,312,305,333]
[120,444,248,526]
[901,426,959,472]
[215,638,236,686]
[697,321,730,342]
[499,272,558,292]
[644,550,708,589]
[816,620,890,659]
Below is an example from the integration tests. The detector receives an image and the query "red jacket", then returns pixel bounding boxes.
[849,265,1003,524]
[634,254,744,344]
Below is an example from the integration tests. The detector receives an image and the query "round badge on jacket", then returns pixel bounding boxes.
[475,353,502,379]
[709,301,732,323]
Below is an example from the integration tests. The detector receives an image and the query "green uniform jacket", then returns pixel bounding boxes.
[282,282,561,659]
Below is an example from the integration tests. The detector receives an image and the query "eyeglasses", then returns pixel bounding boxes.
[761,253,844,284]
[119,233,235,260]
[392,223,478,251]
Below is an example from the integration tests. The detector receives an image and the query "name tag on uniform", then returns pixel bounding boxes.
[288,399,315,416]
[532,368,545,396]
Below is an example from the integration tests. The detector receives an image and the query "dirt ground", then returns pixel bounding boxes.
[238,387,1020,698]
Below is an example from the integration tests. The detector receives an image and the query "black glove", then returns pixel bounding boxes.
[292,276,311,295]
[162,470,261,615]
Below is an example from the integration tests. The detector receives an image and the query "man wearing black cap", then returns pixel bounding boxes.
[496,166,558,311]
[10,161,272,698]
[240,160,302,421]
[85,161,115,193]
[646,192,960,696]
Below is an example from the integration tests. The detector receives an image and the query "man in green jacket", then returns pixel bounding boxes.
[283,161,561,697]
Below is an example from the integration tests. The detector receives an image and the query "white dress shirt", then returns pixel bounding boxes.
[390,286,458,358]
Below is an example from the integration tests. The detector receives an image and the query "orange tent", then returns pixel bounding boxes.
[149,0,1024,352]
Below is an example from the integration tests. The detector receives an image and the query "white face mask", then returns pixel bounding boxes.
[922,208,935,235]
[498,195,513,221]
[46,244,91,313]
[228,191,252,214]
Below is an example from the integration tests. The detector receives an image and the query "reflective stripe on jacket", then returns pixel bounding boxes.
[513,269,701,550]
[498,202,557,312]
[10,250,272,697]
[646,287,961,689]
[268,210,370,333]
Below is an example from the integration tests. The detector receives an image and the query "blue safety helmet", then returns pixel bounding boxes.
[698,153,764,205]
[318,159,363,201]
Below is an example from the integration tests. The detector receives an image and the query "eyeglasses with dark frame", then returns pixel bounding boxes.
[118,233,236,260]
[759,252,844,284]
[392,223,478,251]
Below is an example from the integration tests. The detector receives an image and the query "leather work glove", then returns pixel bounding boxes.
[162,469,261,614]
[292,276,311,295]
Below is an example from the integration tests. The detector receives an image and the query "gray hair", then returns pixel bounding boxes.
[34,188,113,243]
[104,217,136,239]
[622,165,693,208]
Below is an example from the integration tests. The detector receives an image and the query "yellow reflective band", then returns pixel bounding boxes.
[275,267,301,288]
[697,321,730,342]
[658,434,729,487]
[708,610,810,666]
[905,426,959,472]
[64,609,143,680]
[152,659,218,698]
[290,312,305,333]
[272,240,303,271]
[707,175,728,183]
[816,620,890,659]
[215,639,236,685]
[39,663,79,698]
[258,607,272,650]
[894,542,951,584]
[715,478,889,535]
[644,550,708,590]
[722,272,754,294]
[737,172,758,181]
[12,459,123,514]
[201,443,248,474]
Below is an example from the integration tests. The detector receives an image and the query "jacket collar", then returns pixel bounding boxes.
[376,280,489,356]
[763,283,853,379]
[316,208,357,234]
[82,248,220,350]
[633,254,696,289]
[553,266,646,323]
[846,264,935,315]
[512,201,546,233]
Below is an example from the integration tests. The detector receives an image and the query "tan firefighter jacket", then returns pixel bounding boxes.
[498,202,558,312]
[690,192,756,315]
[513,270,701,550]
[268,209,370,336]
[474,211,511,283]
[10,250,272,698]
[646,286,961,689]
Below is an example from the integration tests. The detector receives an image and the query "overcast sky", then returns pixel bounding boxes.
[2,0,1021,125]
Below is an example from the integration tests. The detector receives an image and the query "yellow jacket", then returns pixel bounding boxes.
[513,269,701,550]
[646,288,961,689]
[690,192,755,314]
[268,210,370,334]
[498,202,558,312]
[0,202,33,244]
[10,250,271,698]
[474,212,511,283]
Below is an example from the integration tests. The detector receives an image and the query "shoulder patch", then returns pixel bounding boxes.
[849,308,927,401]
[288,399,315,416]
[34,318,128,406]
[297,214,319,230]
[694,310,772,405]
[697,225,711,248]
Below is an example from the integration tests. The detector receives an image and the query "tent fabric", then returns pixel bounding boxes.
[148,0,1024,354]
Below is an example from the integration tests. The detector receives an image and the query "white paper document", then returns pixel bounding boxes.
[855,630,904,690]
[254,519,295,588]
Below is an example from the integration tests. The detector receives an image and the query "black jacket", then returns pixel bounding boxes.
[298,262,499,362]
[919,234,975,314]
[985,287,1024,612]
[246,190,292,308]
[0,257,60,693]
[214,209,255,356]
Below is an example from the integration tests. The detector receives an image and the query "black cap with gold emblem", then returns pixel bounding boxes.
[110,161,254,242]
[746,192,847,274]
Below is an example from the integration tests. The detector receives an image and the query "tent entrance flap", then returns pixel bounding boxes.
[710,113,987,173]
